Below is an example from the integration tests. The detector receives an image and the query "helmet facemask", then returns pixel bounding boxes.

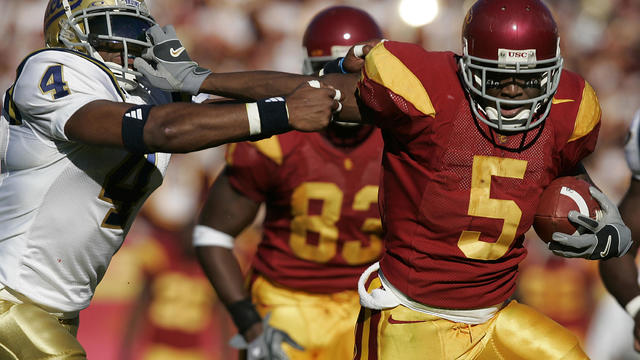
[56,0,155,91]
[459,38,563,133]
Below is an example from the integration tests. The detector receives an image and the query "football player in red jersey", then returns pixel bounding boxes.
[598,109,640,353]
[346,1,632,358]
[135,1,634,359]
[192,7,384,360]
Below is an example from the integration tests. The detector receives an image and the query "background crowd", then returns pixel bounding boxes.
[1,0,639,359]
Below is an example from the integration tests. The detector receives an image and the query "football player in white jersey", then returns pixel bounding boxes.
[598,109,640,354]
[0,0,339,358]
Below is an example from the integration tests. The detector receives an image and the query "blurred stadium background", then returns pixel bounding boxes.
[1,0,639,359]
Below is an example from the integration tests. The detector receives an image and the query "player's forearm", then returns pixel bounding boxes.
[200,71,314,101]
[199,71,364,123]
[600,254,640,305]
[195,245,249,306]
[66,100,251,152]
[144,102,250,153]
[600,178,640,305]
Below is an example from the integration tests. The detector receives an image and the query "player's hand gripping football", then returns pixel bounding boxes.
[286,80,341,132]
[340,39,383,73]
[134,24,211,95]
[549,186,632,260]
[229,313,303,360]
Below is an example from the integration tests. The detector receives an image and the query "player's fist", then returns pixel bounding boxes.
[625,109,640,180]
[285,80,341,132]
[341,39,384,73]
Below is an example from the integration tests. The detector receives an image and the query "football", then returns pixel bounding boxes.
[533,176,601,243]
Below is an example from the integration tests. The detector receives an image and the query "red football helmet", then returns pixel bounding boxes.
[302,6,382,75]
[459,0,563,132]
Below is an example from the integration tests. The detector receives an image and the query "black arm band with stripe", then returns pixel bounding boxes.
[321,57,346,75]
[121,105,154,154]
[227,298,262,334]
[250,97,291,140]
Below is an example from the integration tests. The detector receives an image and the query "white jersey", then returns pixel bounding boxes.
[0,49,171,314]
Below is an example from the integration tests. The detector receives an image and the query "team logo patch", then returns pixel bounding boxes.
[498,48,537,67]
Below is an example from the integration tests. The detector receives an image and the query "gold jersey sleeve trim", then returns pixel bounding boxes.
[250,136,283,165]
[225,143,237,166]
[569,81,601,143]
[363,42,436,117]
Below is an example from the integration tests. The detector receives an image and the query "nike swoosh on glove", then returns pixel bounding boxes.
[549,186,632,260]
[134,24,211,95]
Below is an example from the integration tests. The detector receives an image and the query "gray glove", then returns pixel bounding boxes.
[550,186,632,260]
[134,24,211,94]
[229,313,303,360]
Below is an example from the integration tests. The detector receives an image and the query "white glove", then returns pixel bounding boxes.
[134,25,211,94]
[229,313,303,360]
[549,186,632,260]
[625,109,640,180]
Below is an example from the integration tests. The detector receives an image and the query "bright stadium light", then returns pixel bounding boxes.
[398,0,439,27]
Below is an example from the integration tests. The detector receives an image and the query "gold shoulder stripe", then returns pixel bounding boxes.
[551,98,574,104]
[364,43,435,116]
[569,81,601,143]
[250,136,283,165]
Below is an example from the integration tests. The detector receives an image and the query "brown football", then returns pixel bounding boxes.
[533,176,601,243]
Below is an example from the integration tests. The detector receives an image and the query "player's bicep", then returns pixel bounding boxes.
[64,100,132,147]
[199,170,261,236]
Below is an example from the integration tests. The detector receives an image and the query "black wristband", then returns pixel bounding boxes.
[321,57,345,75]
[227,299,262,334]
[257,97,291,137]
[121,105,153,154]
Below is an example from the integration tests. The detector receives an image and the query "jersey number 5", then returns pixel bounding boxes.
[290,183,382,265]
[458,156,528,261]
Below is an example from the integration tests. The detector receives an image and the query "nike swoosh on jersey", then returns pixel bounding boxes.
[552,98,575,104]
[387,315,426,324]
[170,47,186,57]
[600,235,612,257]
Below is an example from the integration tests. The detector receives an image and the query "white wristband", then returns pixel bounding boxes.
[625,295,640,319]
[192,225,234,249]
[246,102,261,136]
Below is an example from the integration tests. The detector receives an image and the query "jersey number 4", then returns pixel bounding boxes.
[100,154,156,229]
[290,183,382,265]
[39,65,70,99]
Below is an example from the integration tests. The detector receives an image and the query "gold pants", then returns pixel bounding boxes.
[0,299,86,360]
[251,275,361,360]
[354,279,588,359]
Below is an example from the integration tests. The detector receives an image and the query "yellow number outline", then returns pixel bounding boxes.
[289,182,382,264]
[458,156,528,260]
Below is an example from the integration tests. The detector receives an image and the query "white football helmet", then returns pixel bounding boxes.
[44,0,156,91]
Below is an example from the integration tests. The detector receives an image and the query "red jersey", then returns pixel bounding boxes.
[227,130,384,293]
[357,41,600,309]
[132,231,223,359]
